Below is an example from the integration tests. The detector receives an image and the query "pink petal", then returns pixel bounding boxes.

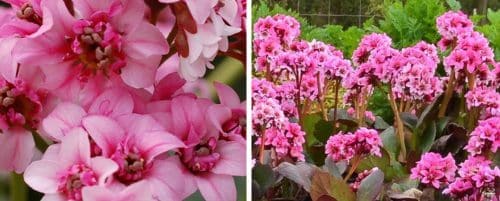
[151,73,186,101]
[0,128,35,173]
[207,104,232,135]
[90,157,119,185]
[147,158,187,200]
[58,128,91,166]
[116,114,163,135]
[135,131,185,162]
[0,19,39,37]
[184,0,218,24]
[82,115,125,156]
[111,0,145,34]
[214,82,241,107]
[121,56,158,88]
[24,160,62,194]
[123,22,168,59]
[72,0,117,18]
[0,37,18,83]
[195,174,236,201]
[42,102,86,141]
[218,0,238,25]
[211,140,246,176]
[40,194,65,201]
[82,181,153,201]
[89,88,134,117]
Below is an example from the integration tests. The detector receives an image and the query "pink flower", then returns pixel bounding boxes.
[24,129,118,201]
[15,0,168,93]
[444,156,500,199]
[410,152,457,189]
[465,117,500,155]
[257,121,306,161]
[465,87,500,119]
[325,127,382,162]
[41,88,134,141]
[82,113,186,200]
[436,11,473,40]
[150,94,246,200]
[0,0,47,38]
[0,38,46,173]
[208,82,246,141]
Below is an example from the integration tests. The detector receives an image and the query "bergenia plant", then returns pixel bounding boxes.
[252,12,499,201]
[0,0,246,200]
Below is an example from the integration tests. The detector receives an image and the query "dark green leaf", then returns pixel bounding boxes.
[252,163,276,197]
[380,127,400,163]
[420,122,436,153]
[302,113,322,147]
[400,112,417,129]
[314,119,334,143]
[356,149,407,181]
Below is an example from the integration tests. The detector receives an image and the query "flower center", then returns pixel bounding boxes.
[111,144,149,184]
[57,164,98,201]
[0,79,42,130]
[181,137,220,173]
[221,112,246,138]
[16,3,42,25]
[68,13,126,81]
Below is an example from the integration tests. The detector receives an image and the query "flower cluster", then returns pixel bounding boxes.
[465,87,500,119]
[391,42,443,103]
[436,11,474,41]
[465,117,500,156]
[410,152,457,189]
[257,121,306,161]
[325,127,382,162]
[444,156,500,199]
[0,0,246,200]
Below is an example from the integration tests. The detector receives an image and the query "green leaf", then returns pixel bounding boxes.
[302,114,322,147]
[357,169,384,201]
[374,116,390,130]
[252,163,276,198]
[314,119,334,143]
[400,112,417,129]
[380,127,400,162]
[356,149,407,181]
[446,0,461,11]
[420,122,436,153]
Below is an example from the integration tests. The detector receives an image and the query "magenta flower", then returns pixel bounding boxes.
[82,114,186,200]
[465,117,500,156]
[410,152,457,189]
[257,121,306,161]
[150,94,246,200]
[325,127,382,162]
[444,156,500,199]
[436,11,473,40]
[0,38,45,173]
[15,0,168,92]
[208,82,246,141]
[41,88,134,141]
[24,128,118,201]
